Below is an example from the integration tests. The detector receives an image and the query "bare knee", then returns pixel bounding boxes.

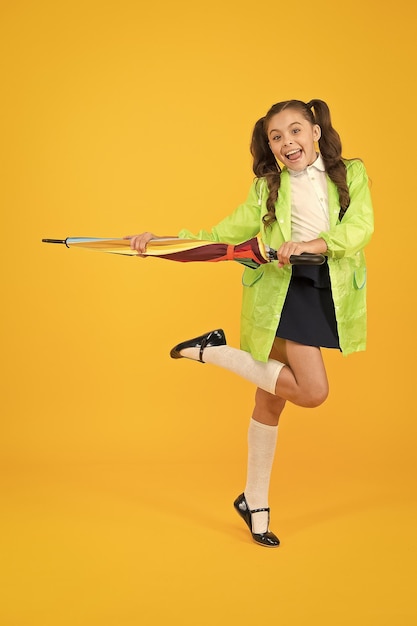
[299,383,329,408]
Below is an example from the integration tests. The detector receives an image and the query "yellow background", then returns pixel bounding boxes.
[1,0,416,624]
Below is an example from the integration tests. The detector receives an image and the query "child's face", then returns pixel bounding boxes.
[266,108,321,171]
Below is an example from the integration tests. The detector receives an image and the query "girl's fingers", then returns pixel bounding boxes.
[277,243,293,266]
[126,232,156,254]
[277,241,305,265]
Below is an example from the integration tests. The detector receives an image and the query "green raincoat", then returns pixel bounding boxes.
[179,159,374,362]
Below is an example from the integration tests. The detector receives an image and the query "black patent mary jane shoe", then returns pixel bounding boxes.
[170,329,226,363]
[233,493,280,548]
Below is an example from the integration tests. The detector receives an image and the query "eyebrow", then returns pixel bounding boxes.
[268,121,302,137]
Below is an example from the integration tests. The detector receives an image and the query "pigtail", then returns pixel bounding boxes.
[307,99,350,220]
[250,117,281,227]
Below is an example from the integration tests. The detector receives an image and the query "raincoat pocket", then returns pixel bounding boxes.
[353,267,367,290]
[242,267,264,287]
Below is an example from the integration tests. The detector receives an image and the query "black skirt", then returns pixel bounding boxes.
[276,262,340,349]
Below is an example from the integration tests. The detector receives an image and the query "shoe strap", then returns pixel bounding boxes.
[250,507,270,514]
[199,335,210,363]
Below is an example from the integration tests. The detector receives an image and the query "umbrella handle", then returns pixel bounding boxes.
[289,253,326,265]
[267,248,326,265]
[42,238,70,248]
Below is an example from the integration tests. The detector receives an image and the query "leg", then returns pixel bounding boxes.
[243,339,328,538]
[172,331,329,408]
[242,399,282,538]
[242,339,288,539]
[171,332,330,545]
[252,337,289,426]
[274,338,329,408]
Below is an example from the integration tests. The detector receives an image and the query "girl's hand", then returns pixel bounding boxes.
[277,238,327,267]
[277,241,306,268]
[124,232,157,256]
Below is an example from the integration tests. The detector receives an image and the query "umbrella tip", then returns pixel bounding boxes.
[42,238,68,246]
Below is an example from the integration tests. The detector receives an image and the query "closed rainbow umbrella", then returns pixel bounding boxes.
[42,235,325,268]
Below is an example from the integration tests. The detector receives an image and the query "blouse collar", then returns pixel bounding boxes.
[287,153,325,177]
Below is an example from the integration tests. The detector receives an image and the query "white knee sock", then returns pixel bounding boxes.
[180,345,284,395]
[244,418,278,534]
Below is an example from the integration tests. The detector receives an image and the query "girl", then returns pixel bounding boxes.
[129,99,374,547]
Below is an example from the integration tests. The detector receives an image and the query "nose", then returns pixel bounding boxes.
[283,134,293,146]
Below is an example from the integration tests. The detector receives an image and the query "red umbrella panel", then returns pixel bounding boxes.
[41,236,325,267]
[143,236,271,268]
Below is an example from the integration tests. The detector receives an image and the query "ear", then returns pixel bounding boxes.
[313,124,321,142]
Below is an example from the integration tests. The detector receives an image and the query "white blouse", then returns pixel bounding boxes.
[288,153,329,242]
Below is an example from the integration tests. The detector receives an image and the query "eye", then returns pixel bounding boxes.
[272,135,281,141]
[292,128,301,134]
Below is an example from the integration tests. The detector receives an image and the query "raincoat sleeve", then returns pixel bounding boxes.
[178,180,263,244]
[319,160,374,259]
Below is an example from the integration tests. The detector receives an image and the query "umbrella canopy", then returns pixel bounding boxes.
[42,236,325,268]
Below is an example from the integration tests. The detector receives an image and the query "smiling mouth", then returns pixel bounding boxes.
[285,149,302,161]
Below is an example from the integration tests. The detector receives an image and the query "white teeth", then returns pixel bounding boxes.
[286,149,300,156]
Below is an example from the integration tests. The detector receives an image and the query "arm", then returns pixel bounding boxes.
[127,180,264,254]
[319,159,374,260]
[178,180,263,244]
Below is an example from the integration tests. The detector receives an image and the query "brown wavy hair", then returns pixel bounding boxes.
[250,99,351,226]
